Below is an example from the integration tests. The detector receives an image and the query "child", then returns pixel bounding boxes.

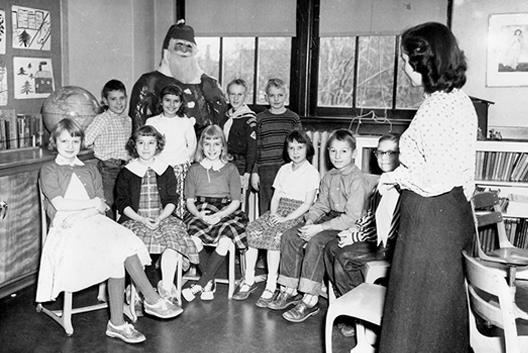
[251,78,302,213]
[233,130,320,307]
[182,125,248,301]
[145,84,197,218]
[222,78,257,190]
[115,125,199,303]
[85,79,132,219]
[324,134,400,336]
[267,129,372,323]
[36,119,182,344]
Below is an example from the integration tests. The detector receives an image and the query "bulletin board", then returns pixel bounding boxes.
[0,0,61,116]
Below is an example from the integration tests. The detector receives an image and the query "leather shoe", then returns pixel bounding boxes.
[232,280,258,301]
[282,302,320,323]
[267,292,302,310]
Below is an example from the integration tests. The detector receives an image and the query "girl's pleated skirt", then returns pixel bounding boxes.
[184,196,248,249]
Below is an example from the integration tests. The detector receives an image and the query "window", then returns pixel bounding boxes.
[317,35,423,113]
[195,36,292,106]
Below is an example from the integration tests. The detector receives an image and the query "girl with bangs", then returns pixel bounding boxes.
[182,125,248,301]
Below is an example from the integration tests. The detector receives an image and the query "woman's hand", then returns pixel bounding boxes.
[298,224,323,241]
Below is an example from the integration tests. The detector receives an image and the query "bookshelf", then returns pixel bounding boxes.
[0,111,44,151]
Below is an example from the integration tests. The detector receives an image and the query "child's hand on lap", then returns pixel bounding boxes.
[142,217,159,230]
[251,173,260,191]
[337,228,356,248]
[298,224,323,241]
[269,213,286,225]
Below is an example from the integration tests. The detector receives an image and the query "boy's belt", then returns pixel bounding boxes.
[102,158,126,166]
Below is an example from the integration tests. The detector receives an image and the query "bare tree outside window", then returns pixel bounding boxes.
[356,36,395,109]
[257,37,291,104]
[318,37,355,107]
[223,37,255,104]
[195,37,220,81]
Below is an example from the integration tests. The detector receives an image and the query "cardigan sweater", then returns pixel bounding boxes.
[115,165,179,223]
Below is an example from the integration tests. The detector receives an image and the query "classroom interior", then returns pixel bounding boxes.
[1,0,528,352]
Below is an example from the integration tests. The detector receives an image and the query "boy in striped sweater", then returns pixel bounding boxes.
[251,78,302,213]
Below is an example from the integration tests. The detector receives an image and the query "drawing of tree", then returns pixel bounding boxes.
[21,81,33,95]
[0,14,4,41]
[19,30,31,47]
[17,67,27,75]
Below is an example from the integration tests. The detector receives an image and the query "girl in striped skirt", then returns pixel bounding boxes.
[182,125,248,301]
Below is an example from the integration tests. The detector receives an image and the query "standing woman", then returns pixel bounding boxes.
[378,22,477,353]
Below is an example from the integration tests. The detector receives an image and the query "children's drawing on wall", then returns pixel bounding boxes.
[13,57,54,99]
[0,10,6,54]
[499,26,528,72]
[0,60,7,105]
[11,5,51,51]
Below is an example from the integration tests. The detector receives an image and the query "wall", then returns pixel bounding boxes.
[61,0,173,100]
[452,0,528,139]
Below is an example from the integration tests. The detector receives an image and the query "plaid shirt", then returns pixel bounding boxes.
[85,110,131,161]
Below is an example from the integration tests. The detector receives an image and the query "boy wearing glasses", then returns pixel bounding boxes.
[323,133,400,336]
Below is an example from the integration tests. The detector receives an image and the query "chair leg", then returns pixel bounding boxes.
[325,308,337,353]
[176,253,183,305]
[97,282,107,302]
[63,292,74,336]
[228,242,235,298]
[123,284,138,323]
[350,322,376,353]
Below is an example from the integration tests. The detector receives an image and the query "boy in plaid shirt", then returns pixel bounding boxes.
[85,79,132,219]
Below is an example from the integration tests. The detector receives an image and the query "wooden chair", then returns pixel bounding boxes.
[471,191,528,283]
[35,184,108,335]
[463,250,528,353]
[325,260,390,353]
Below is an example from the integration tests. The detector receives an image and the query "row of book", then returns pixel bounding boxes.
[475,151,528,182]
[0,110,43,150]
[477,217,528,253]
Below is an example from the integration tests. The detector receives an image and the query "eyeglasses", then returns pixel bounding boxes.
[373,150,399,158]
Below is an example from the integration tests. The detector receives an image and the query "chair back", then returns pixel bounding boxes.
[463,251,520,353]
[38,180,49,244]
[471,191,512,259]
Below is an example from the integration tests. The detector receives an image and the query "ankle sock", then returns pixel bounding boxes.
[302,294,318,307]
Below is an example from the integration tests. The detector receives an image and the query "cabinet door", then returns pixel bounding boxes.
[0,171,41,295]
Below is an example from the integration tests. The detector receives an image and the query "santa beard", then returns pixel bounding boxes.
[168,52,203,84]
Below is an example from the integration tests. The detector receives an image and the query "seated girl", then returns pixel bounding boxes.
[115,125,199,303]
[233,130,320,307]
[36,119,182,345]
[182,125,248,301]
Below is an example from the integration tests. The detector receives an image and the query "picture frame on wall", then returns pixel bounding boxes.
[487,13,528,87]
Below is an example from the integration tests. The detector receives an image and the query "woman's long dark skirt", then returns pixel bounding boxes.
[378,187,473,353]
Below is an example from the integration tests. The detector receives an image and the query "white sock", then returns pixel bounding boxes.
[302,294,318,307]
[244,247,258,285]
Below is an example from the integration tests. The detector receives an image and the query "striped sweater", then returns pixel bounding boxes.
[254,108,302,172]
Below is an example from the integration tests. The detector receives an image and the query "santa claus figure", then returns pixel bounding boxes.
[129,20,227,136]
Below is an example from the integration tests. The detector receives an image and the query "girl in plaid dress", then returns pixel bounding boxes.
[182,125,248,301]
[116,125,198,304]
[233,131,320,307]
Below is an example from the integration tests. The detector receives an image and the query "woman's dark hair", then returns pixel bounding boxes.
[283,130,315,163]
[126,125,165,158]
[159,84,185,116]
[48,118,84,151]
[401,22,467,94]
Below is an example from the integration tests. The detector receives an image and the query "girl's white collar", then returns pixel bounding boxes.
[200,158,225,171]
[55,155,84,166]
[125,158,169,177]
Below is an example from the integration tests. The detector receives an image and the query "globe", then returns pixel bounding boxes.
[41,86,102,132]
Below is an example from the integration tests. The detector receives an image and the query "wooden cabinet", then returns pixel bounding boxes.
[0,149,94,298]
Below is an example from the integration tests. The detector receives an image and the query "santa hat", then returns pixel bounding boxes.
[163,19,196,48]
